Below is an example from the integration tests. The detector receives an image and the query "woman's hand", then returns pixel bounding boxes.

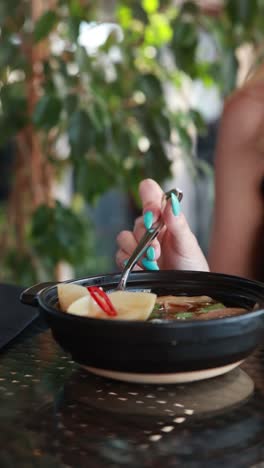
[116,178,209,272]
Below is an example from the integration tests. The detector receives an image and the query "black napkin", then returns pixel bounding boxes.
[0,283,39,349]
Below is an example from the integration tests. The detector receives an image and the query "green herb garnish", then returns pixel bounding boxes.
[149,304,163,319]
[199,303,225,313]
[175,312,194,320]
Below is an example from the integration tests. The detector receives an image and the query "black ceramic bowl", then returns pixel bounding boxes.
[21,270,264,384]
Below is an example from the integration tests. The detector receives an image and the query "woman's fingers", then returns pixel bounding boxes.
[116,230,138,255]
[116,229,156,269]
[133,217,161,261]
[116,222,161,269]
[116,248,142,271]
[162,201,209,270]
[115,231,142,270]
[162,202,194,253]
[139,178,164,228]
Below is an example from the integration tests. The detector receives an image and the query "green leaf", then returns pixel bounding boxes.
[34,10,58,43]
[31,201,94,266]
[0,2,30,33]
[3,250,39,285]
[0,41,20,68]
[154,113,171,141]
[145,13,173,46]
[176,125,193,154]
[0,82,26,113]
[188,110,206,134]
[142,0,160,14]
[68,110,93,157]
[117,6,133,28]
[144,142,171,182]
[137,74,162,101]
[171,19,198,75]
[173,20,197,47]
[67,16,82,41]
[226,0,258,28]
[33,95,62,130]
[68,0,86,17]
[0,83,28,137]
[64,93,79,115]
[74,159,115,204]
[181,1,199,15]
[221,50,238,95]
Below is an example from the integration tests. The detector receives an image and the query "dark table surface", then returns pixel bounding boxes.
[0,287,264,467]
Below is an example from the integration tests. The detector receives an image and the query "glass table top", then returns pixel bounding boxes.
[0,323,263,467]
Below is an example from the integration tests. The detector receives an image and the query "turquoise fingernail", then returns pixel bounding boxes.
[123,259,128,266]
[142,258,159,271]
[146,246,155,261]
[143,211,153,230]
[171,192,181,216]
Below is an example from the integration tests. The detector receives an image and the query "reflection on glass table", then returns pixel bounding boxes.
[0,327,263,467]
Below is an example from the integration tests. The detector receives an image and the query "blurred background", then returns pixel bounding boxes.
[0,0,263,285]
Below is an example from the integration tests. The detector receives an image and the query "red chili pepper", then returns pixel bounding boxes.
[87,286,118,317]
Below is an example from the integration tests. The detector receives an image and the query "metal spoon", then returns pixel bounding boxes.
[116,188,183,291]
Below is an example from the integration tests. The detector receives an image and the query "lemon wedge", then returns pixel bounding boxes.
[67,295,102,317]
[108,291,157,320]
[67,290,157,321]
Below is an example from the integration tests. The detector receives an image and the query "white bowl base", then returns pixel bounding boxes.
[83,360,244,384]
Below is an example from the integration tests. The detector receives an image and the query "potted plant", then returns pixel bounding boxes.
[0,0,263,284]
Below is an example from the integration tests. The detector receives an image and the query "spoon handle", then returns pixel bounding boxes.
[116,219,164,291]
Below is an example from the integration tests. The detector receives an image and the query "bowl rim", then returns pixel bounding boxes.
[37,270,264,329]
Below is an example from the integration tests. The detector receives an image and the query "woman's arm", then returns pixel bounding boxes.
[208,79,264,280]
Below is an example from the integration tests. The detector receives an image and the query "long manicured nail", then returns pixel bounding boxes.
[146,246,155,261]
[142,258,159,270]
[171,192,181,216]
[143,211,153,230]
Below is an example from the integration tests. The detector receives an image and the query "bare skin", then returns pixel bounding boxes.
[116,178,209,272]
[208,75,264,280]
